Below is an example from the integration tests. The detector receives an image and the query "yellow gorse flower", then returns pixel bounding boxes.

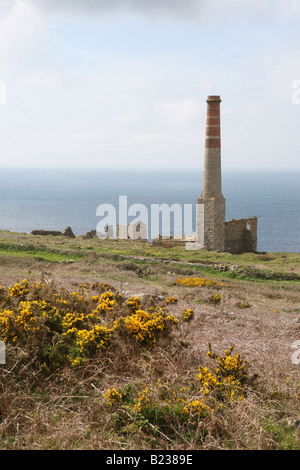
[124,309,165,347]
[196,366,222,395]
[182,308,193,321]
[166,314,179,324]
[8,279,29,297]
[175,277,224,288]
[127,296,142,312]
[196,344,250,401]
[166,296,178,304]
[0,279,181,368]
[134,387,150,412]
[94,292,115,312]
[209,294,222,305]
[92,282,115,292]
[182,400,209,416]
[104,388,123,407]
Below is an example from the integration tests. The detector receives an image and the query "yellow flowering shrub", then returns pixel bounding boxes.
[182,400,210,417]
[196,344,251,401]
[0,301,40,343]
[127,296,142,312]
[104,388,123,407]
[92,282,115,293]
[208,294,222,305]
[0,279,181,369]
[182,308,193,321]
[123,309,165,347]
[133,387,150,412]
[175,277,224,288]
[196,366,221,395]
[106,344,253,438]
[8,279,29,298]
[110,380,211,437]
[207,343,249,383]
[166,314,179,325]
[62,312,85,331]
[103,347,253,442]
[166,296,178,304]
[0,309,16,343]
[0,279,119,368]
[70,291,87,302]
[15,301,39,334]
[0,275,261,446]
[94,292,115,312]
[77,324,114,351]
[235,301,252,308]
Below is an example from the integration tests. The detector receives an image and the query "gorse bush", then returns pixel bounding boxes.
[103,344,254,442]
[127,296,142,312]
[208,294,222,305]
[182,308,193,321]
[235,301,252,309]
[0,279,181,369]
[175,277,224,288]
[8,279,29,298]
[166,296,178,304]
[196,343,251,402]
[123,308,166,348]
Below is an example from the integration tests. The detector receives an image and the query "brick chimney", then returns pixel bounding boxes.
[197,96,225,251]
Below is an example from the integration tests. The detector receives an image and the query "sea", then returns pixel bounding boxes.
[0,168,299,253]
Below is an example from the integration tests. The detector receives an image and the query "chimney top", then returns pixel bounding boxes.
[207,95,221,103]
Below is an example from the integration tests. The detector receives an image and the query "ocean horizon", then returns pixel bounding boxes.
[0,168,299,253]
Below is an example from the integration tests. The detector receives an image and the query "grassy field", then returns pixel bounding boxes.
[0,230,299,450]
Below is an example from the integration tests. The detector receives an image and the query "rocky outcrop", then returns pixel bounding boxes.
[83,230,97,240]
[63,227,76,238]
[31,230,63,236]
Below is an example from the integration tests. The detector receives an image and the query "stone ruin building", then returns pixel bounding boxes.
[194,95,257,253]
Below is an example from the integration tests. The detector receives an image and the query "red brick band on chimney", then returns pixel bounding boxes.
[205,96,221,149]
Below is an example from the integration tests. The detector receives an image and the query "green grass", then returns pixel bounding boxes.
[263,420,300,450]
[1,232,300,284]
[0,242,83,263]
[104,255,300,285]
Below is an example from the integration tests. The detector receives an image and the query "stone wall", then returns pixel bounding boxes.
[152,239,186,248]
[197,195,225,251]
[152,234,195,248]
[116,221,148,240]
[225,216,257,253]
[128,221,148,240]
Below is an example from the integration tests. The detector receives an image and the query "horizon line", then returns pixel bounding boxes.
[0,166,300,172]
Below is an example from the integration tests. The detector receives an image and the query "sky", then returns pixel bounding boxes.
[0,0,299,170]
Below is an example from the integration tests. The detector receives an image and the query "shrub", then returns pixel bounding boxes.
[196,343,252,402]
[123,308,166,348]
[182,308,194,321]
[0,279,180,369]
[175,277,224,288]
[127,296,142,312]
[166,297,178,304]
[208,294,222,305]
[235,301,252,308]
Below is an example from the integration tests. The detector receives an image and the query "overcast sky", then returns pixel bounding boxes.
[0,0,299,170]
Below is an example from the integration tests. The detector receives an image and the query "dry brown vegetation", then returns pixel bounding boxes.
[0,231,299,450]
